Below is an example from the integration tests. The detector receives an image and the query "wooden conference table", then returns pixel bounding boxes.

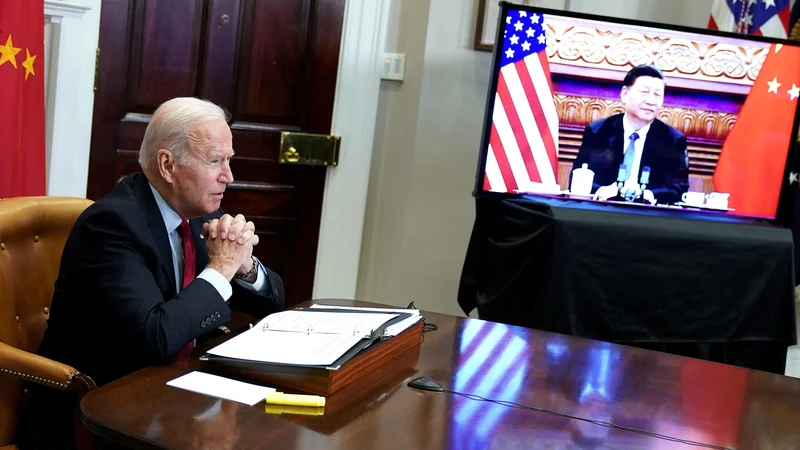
[81,300,800,449]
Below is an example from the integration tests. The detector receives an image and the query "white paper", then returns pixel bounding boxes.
[207,326,365,366]
[254,310,398,336]
[166,371,275,406]
[308,304,423,336]
[385,315,424,336]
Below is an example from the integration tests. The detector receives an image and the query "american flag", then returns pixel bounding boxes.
[483,9,559,193]
[708,0,795,38]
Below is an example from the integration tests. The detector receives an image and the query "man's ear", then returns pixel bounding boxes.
[620,86,629,103]
[157,149,176,184]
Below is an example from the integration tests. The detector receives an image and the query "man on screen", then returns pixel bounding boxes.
[571,65,689,205]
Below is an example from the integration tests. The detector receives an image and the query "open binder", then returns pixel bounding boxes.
[200,307,422,387]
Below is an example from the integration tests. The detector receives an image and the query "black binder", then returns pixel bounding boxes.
[200,307,415,374]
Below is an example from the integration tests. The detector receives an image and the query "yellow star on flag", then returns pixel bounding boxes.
[22,49,36,80]
[0,34,22,68]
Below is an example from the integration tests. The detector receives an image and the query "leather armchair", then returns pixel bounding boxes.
[0,197,95,449]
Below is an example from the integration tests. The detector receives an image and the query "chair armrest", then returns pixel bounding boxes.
[0,341,96,395]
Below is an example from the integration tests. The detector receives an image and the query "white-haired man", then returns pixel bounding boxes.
[18,97,285,449]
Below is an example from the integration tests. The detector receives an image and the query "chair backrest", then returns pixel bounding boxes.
[0,196,93,446]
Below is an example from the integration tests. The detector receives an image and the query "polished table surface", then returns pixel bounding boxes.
[81,300,800,449]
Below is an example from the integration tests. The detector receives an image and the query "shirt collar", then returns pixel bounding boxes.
[148,182,183,234]
[622,114,652,141]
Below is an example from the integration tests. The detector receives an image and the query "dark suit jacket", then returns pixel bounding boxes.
[571,114,689,205]
[18,172,284,449]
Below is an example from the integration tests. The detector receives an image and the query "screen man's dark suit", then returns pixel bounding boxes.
[18,172,284,449]
[571,114,689,205]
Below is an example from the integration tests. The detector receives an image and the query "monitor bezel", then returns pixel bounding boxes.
[473,1,800,224]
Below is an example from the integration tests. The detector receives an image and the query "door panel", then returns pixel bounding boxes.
[236,0,310,122]
[88,0,346,307]
[132,0,205,104]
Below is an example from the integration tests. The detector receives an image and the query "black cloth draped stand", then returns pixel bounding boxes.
[458,196,797,374]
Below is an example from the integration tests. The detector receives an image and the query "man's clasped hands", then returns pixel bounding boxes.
[203,214,259,281]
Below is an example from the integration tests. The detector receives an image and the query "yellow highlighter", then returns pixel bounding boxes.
[265,403,325,416]
[265,392,326,408]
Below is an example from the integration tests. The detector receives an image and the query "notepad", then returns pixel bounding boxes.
[205,309,402,366]
[166,371,276,406]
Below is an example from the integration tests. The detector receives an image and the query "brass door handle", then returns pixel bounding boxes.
[279,132,340,166]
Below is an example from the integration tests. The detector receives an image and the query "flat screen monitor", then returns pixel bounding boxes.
[474,2,800,220]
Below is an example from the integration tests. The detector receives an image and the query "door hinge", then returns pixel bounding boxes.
[93,48,100,92]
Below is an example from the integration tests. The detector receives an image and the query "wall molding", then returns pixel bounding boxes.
[44,0,100,197]
[312,0,391,300]
[44,0,90,23]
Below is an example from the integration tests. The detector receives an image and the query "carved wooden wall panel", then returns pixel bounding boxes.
[544,17,770,86]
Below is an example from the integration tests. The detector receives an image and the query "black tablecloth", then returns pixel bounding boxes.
[458,196,797,374]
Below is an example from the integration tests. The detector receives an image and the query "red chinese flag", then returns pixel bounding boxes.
[713,43,800,218]
[0,0,45,197]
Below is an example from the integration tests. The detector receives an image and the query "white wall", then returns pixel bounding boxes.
[312,0,391,301]
[45,0,101,198]
[570,0,715,28]
[356,0,716,316]
[356,0,490,315]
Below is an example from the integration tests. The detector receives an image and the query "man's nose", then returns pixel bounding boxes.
[220,163,234,184]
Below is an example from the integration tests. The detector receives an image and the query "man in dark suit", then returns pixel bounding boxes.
[571,65,689,205]
[17,97,285,449]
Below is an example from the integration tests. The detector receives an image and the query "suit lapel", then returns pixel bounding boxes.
[132,173,178,293]
[610,114,625,167]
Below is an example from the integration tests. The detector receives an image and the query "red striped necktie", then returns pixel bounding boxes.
[175,220,196,363]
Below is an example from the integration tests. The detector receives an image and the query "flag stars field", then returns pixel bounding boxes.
[765,77,800,101]
[709,0,792,38]
[788,84,800,100]
[22,48,35,80]
[0,35,21,68]
[768,76,782,93]
[0,33,37,80]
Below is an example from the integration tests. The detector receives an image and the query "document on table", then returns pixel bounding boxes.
[206,309,407,366]
[207,327,365,366]
[254,310,398,336]
[308,304,423,337]
[166,371,276,406]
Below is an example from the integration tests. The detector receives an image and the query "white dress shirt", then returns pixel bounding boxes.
[149,183,267,299]
[621,114,652,187]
